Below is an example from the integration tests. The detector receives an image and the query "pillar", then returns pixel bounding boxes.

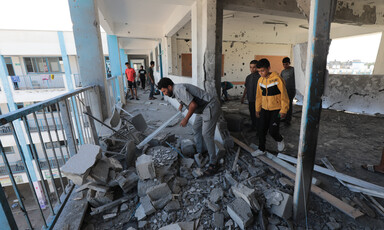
[293,0,336,220]
[120,48,128,90]
[68,0,108,120]
[107,35,121,101]
[171,36,178,75]
[191,0,223,97]
[373,31,384,75]
[0,55,47,205]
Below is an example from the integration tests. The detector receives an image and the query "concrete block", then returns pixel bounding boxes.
[232,183,260,211]
[181,139,196,157]
[227,198,254,230]
[61,144,101,185]
[89,159,110,184]
[164,200,181,212]
[107,157,123,172]
[136,154,156,180]
[265,190,292,219]
[134,204,147,221]
[209,187,224,203]
[116,170,139,193]
[140,195,156,215]
[138,179,159,197]
[146,183,172,209]
[125,140,137,168]
[213,213,224,229]
[131,113,147,132]
[206,200,220,212]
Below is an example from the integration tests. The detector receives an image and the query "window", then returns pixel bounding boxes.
[105,56,111,78]
[4,57,15,76]
[3,146,15,155]
[45,141,65,149]
[23,57,63,73]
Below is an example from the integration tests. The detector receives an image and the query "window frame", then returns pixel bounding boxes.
[23,57,63,74]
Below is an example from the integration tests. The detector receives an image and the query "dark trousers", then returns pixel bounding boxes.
[140,76,146,89]
[149,81,155,98]
[258,109,283,151]
[286,92,295,122]
[248,102,258,129]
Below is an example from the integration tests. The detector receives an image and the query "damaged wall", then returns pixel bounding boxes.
[293,42,384,115]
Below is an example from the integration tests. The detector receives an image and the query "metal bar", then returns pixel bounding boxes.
[66,98,79,152]
[49,108,66,164]
[0,141,33,229]
[43,109,66,195]
[79,94,92,144]
[56,103,70,158]
[70,97,84,145]
[22,117,55,214]
[75,96,89,144]
[32,112,61,203]
[0,183,18,230]
[9,122,48,227]
[293,0,336,221]
[0,86,95,125]
[59,100,78,156]
[85,106,99,145]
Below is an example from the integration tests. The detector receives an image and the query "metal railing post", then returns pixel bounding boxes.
[58,101,78,156]
[0,183,18,230]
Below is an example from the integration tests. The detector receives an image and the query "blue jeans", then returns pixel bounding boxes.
[149,81,155,98]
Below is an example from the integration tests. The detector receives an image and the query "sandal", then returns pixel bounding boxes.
[204,164,218,176]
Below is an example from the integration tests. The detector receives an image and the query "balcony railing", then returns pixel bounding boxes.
[0,85,98,229]
[11,74,66,90]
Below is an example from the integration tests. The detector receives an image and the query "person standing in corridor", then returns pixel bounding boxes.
[147,61,156,100]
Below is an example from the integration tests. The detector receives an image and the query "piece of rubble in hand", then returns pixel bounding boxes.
[227,198,253,230]
[232,183,260,211]
[146,183,172,209]
[209,187,224,203]
[136,154,156,180]
[61,144,101,185]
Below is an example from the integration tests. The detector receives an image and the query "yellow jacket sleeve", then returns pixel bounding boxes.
[277,76,290,114]
[255,77,263,112]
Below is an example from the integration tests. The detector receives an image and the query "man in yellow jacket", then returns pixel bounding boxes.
[253,58,289,155]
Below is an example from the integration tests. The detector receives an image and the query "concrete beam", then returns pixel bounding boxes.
[297,0,384,25]
[223,0,306,19]
[113,23,164,39]
[164,6,191,36]
[96,0,115,34]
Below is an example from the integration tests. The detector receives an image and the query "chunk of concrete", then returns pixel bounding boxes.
[134,204,147,221]
[146,183,172,209]
[136,154,156,180]
[116,170,139,193]
[164,200,181,212]
[181,158,195,168]
[61,144,101,185]
[227,198,254,230]
[265,190,293,219]
[131,113,147,132]
[159,224,182,230]
[181,139,196,157]
[88,159,110,184]
[140,196,156,216]
[125,140,137,168]
[213,213,224,229]
[209,187,224,203]
[107,157,123,172]
[138,179,160,197]
[206,200,220,212]
[232,183,260,211]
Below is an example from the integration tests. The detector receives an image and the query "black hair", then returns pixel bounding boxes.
[125,62,129,65]
[256,58,270,68]
[140,65,143,68]
[157,77,174,89]
[150,61,155,65]
[250,60,258,65]
[282,57,291,63]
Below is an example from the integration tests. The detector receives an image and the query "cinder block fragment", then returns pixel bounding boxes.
[227,198,253,230]
[146,183,172,209]
[136,154,156,180]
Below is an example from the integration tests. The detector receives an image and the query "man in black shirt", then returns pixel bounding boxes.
[138,66,146,89]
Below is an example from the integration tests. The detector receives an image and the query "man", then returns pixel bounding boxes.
[221,81,233,102]
[280,57,296,125]
[254,58,289,155]
[157,78,221,176]
[138,65,147,90]
[125,62,139,100]
[241,60,261,132]
[147,61,156,100]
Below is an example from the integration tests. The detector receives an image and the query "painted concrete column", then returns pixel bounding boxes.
[120,49,128,91]
[373,31,384,75]
[0,55,47,205]
[191,0,223,97]
[107,35,121,101]
[68,0,108,120]
[293,0,335,220]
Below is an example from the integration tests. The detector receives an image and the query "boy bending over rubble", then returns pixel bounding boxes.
[157,78,221,176]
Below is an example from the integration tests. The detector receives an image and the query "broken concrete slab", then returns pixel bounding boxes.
[213,212,224,229]
[140,195,156,216]
[232,183,260,211]
[136,154,156,180]
[227,198,254,230]
[125,140,137,168]
[265,190,293,219]
[131,113,148,132]
[61,144,102,185]
[134,204,147,221]
[209,187,224,203]
[181,139,196,157]
[146,183,173,209]
[88,158,110,184]
[116,170,139,193]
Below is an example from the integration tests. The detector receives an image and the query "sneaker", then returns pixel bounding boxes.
[251,149,265,157]
[136,97,139,100]
[277,139,285,152]
[130,97,134,100]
